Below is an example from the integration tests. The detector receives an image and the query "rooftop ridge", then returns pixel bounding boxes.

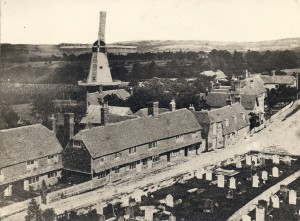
[0,123,43,132]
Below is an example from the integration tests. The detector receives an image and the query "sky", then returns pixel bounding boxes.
[1,0,300,44]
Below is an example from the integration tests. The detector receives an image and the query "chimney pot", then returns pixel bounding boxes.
[170,99,176,112]
[152,101,159,118]
[101,102,109,125]
[50,114,58,135]
[226,98,232,106]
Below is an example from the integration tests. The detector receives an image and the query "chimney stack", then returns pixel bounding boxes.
[152,101,159,118]
[272,70,276,77]
[101,102,109,125]
[50,114,58,135]
[170,99,176,112]
[209,81,214,92]
[245,69,249,79]
[64,113,74,141]
[129,86,134,96]
[215,79,221,89]
[226,98,232,106]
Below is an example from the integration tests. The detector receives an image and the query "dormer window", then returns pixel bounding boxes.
[47,154,58,164]
[149,141,157,149]
[73,140,81,147]
[26,160,38,170]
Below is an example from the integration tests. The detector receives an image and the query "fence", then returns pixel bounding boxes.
[0,196,41,218]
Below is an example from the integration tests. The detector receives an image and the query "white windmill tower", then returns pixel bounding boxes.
[78,11,120,93]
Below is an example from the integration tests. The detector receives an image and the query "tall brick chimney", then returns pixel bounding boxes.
[152,101,159,118]
[64,113,74,141]
[50,114,58,135]
[169,99,176,112]
[101,102,109,125]
[235,95,241,103]
[226,98,232,106]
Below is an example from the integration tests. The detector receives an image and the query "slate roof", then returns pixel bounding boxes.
[80,105,135,125]
[134,108,170,117]
[0,124,62,168]
[73,109,202,158]
[260,75,295,85]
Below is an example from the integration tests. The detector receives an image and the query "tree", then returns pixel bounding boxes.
[30,93,55,126]
[25,199,43,221]
[0,104,20,129]
[42,209,56,221]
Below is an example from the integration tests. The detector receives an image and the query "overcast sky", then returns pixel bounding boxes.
[1,0,300,44]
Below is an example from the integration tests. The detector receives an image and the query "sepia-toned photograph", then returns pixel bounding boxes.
[0,0,300,220]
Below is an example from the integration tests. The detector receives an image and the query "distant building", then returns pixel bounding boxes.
[192,103,249,151]
[260,75,296,89]
[63,107,205,185]
[0,125,63,197]
[199,70,227,81]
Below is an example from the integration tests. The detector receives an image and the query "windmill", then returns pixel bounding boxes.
[78,11,120,93]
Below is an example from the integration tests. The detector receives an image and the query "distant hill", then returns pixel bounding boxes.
[113,38,300,53]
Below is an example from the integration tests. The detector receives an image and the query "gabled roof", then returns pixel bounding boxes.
[80,105,135,125]
[260,75,295,85]
[193,103,249,135]
[134,108,170,117]
[73,109,202,158]
[236,76,266,95]
[0,124,62,168]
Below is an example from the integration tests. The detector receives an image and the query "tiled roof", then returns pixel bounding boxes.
[73,109,202,158]
[240,94,257,110]
[206,92,230,108]
[281,68,300,75]
[260,75,295,85]
[80,105,135,125]
[193,103,249,136]
[0,124,62,168]
[236,76,266,95]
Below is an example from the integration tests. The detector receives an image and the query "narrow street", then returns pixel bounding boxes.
[3,102,300,221]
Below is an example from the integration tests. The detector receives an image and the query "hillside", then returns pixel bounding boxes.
[114,38,300,53]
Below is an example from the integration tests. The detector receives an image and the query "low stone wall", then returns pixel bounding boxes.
[0,196,41,218]
[227,170,300,221]
[270,101,294,122]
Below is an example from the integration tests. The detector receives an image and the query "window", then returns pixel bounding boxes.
[129,162,136,170]
[129,146,136,154]
[114,167,120,174]
[99,157,105,163]
[98,171,106,179]
[142,159,148,165]
[27,160,35,166]
[212,123,217,135]
[176,134,184,142]
[192,132,199,138]
[153,155,160,162]
[149,141,157,149]
[233,116,237,123]
[114,152,121,159]
[48,154,58,163]
[48,171,57,178]
[99,66,103,69]
[225,119,229,126]
[29,176,39,184]
[241,113,246,120]
[171,150,180,157]
[73,140,81,147]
